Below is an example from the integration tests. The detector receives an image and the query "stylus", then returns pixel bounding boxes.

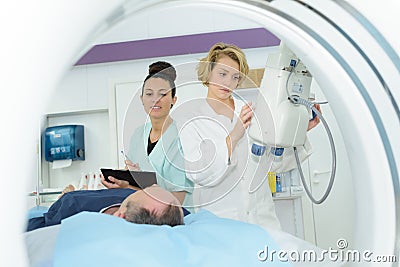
[120,150,131,162]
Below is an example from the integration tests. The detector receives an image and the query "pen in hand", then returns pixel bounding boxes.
[120,150,140,171]
[120,150,130,161]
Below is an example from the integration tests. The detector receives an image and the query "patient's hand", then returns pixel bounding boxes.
[100,174,130,189]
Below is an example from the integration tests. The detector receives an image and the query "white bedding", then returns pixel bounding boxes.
[24,224,60,267]
[24,210,343,267]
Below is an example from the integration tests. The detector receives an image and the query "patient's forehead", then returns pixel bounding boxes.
[124,185,176,215]
[143,185,180,205]
[126,185,180,208]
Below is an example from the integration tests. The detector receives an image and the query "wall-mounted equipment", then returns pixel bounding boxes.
[44,125,85,162]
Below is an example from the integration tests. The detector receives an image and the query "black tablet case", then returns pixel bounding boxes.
[100,168,157,189]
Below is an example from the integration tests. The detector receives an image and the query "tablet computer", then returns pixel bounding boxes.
[100,168,157,189]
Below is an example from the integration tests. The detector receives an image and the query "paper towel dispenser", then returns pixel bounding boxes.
[44,125,85,162]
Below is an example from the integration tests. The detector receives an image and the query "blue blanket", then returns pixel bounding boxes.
[54,209,290,267]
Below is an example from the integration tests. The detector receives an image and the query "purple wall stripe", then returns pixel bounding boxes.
[75,28,280,65]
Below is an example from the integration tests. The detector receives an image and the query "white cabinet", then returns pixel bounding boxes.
[274,196,304,238]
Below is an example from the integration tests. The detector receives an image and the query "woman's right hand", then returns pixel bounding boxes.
[100,174,130,189]
[227,103,253,156]
[124,160,140,171]
[231,103,253,141]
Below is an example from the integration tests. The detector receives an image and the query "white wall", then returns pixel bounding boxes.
[95,4,262,44]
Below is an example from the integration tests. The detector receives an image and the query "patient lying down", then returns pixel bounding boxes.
[27,184,184,231]
[111,184,183,226]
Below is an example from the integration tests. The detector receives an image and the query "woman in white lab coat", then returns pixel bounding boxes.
[175,43,320,230]
[102,61,193,211]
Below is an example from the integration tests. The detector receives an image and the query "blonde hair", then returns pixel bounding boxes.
[197,42,249,87]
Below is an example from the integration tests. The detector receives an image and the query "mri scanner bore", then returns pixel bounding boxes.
[3,1,399,267]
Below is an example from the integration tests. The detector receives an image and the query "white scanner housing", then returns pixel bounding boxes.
[248,43,312,148]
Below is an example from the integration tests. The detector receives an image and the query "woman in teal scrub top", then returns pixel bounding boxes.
[102,61,193,210]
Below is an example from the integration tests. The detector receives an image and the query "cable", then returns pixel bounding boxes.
[291,96,337,204]
[285,59,298,98]
[283,57,336,203]
[283,57,336,204]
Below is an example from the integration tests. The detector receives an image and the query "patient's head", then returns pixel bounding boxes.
[113,185,184,226]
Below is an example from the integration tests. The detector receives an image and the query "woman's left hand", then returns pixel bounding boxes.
[307,104,321,131]
[100,174,130,189]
